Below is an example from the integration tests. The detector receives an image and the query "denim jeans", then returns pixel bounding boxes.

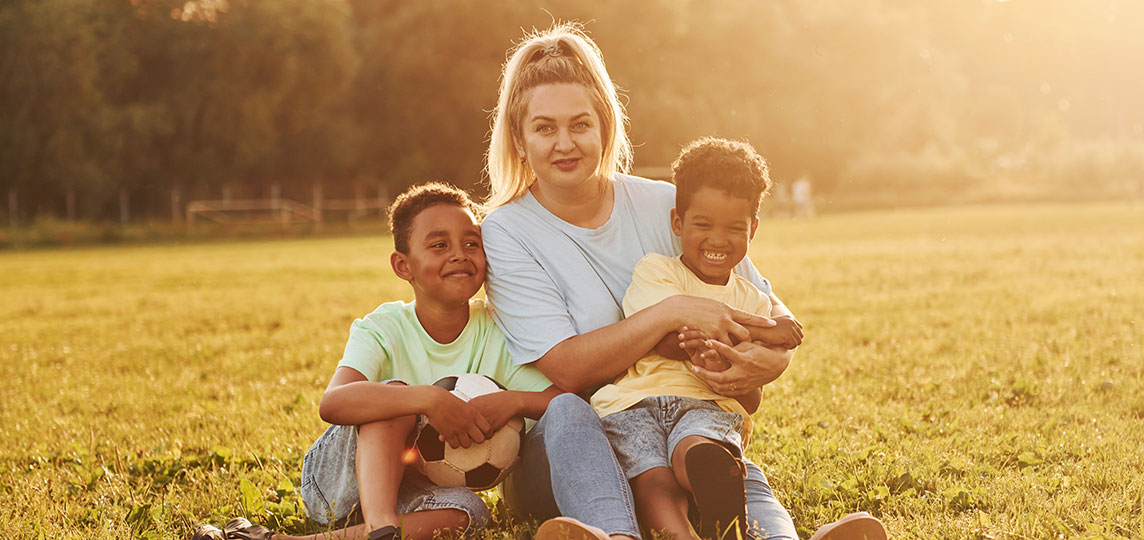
[500,394,798,540]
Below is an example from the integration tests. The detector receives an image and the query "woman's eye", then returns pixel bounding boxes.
[573,122,589,130]
[536,124,554,134]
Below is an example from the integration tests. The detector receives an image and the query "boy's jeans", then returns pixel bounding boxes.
[501,393,798,540]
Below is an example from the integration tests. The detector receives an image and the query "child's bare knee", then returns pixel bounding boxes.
[359,414,416,439]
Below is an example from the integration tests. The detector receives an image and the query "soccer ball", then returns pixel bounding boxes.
[415,374,525,491]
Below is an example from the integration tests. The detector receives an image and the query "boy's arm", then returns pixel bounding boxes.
[319,366,492,448]
[468,385,565,432]
[735,386,762,414]
[747,294,803,349]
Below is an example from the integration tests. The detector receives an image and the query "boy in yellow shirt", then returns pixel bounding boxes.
[590,138,802,540]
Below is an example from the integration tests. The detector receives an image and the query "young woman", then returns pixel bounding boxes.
[480,23,889,540]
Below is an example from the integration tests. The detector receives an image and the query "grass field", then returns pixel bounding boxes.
[2,202,1142,540]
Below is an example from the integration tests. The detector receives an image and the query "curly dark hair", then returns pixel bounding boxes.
[388,182,480,254]
[672,137,771,218]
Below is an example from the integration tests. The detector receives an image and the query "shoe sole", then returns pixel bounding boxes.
[685,442,746,540]
[807,513,887,540]
[534,517,610,540]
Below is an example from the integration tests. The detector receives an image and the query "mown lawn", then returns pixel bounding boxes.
[2,202,1141,539]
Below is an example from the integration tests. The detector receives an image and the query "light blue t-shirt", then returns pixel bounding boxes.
[482,174,771,365]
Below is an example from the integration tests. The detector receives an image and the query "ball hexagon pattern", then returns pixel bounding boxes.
[415,374,525,491]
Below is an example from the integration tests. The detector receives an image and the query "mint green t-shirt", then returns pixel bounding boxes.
[337,299,552,393]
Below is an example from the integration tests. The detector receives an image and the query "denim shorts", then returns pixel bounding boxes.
[298,384,491,529]
[600,395,744,480]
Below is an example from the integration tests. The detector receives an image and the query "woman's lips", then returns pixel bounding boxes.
[553,158,580,171]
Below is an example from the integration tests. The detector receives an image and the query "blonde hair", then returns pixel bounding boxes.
[484,22,633,209]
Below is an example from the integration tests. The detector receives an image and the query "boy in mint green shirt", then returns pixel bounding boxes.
[197,183,560,540]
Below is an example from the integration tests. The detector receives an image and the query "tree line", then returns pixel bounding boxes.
[2,0,1142,224]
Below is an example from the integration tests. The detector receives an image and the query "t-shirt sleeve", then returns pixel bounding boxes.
[496,360,554,393]
[735,256,772,296]
[622,254,685,318]
[482,219,578,365]
[749,284,774,318]
[336,318,390,382]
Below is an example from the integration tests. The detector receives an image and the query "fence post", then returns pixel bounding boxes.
[66,190,76,221]
[377,181,387,218]
[8,189,16,229]
[171,188,181,224]
[119,188,130,226]
[271,183,287,225]
[354,183,365,218]
[313,182,323,232]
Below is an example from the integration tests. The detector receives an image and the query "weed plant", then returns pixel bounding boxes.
[1,203,1141,539]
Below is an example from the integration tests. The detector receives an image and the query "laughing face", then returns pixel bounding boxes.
[671,187,759,286]
[391,203,486,308]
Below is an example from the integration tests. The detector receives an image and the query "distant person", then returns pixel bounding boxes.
[791,176,815,218]
[481,21,887,540]
[769,181,791,218]
[589,137,806,540]
[192,183,562,540]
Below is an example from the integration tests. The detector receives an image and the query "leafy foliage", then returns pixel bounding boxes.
[2,1,1144,223]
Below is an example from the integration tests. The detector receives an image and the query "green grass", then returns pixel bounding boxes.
[2,202,1142,539]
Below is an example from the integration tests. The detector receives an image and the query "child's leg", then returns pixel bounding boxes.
[670,435,746,540]
[629,467,699,540]
[355,414,414,532]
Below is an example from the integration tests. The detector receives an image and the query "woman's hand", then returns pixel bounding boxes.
[691,340,791,396]
[422,386,492,449]
[665,296,775,345]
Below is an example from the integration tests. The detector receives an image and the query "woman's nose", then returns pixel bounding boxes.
[555,128,574,151]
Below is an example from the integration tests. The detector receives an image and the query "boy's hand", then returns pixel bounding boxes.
[677,327,730,371]
[751,316,803,350]
[468,391,525,434]
[423,386,492,449]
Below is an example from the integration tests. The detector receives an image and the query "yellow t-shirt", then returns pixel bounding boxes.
[589,253,771,443]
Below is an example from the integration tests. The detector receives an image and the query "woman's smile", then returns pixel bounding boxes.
[553,157,580,171]
[519,83,603,194]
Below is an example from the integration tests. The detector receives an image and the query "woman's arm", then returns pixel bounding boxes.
[689,292,799,394]
[536,295,771,393]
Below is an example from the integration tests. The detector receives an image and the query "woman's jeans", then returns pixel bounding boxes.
[500,394,798,540]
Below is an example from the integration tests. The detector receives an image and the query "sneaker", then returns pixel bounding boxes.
[685,441,747,540]
[368,525,403,540]
[190,523,225,540]
[807,512,887,540]
[222,517,275,540]
[534,517,611,540]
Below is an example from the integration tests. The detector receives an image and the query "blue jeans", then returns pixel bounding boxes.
[501,394,798,540]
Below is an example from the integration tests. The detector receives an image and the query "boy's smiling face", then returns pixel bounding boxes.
[671,186,758,286]
[391,203,486,307]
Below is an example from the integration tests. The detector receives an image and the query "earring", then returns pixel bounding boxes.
[520,157,526,166]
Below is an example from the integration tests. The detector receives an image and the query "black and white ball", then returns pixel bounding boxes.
[415,374,525,491]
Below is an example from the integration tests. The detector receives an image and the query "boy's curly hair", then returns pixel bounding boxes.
[672,137,771,218]
[388,182,480,254]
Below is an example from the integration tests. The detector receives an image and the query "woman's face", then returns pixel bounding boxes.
[518,83,603,193]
